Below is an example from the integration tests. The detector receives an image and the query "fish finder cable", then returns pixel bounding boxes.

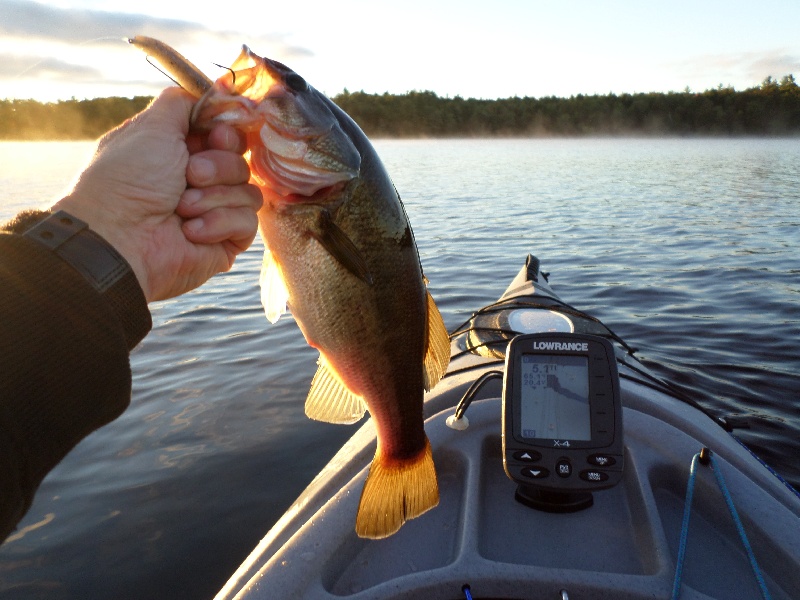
[446,371,503,430]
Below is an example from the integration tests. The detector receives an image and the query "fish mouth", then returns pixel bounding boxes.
[192,46,361,199]
[249,120,359,197]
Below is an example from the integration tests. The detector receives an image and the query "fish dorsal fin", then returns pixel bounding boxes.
[423,291,450,392]
[305,354,367,424]
[259,250,289,324]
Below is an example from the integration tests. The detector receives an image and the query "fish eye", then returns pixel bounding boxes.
[286,72,308,92]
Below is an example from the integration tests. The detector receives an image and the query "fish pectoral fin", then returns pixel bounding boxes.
[423,291,450,391]
[310,210,373,285]
[305,355,367,424]
[355,439,439,539]
[259,250,290,323]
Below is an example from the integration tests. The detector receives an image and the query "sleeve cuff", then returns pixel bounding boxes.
[20,210,151,349]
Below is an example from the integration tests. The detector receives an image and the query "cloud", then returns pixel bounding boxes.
[670,49,800,88]
[0,52,164,90]
[0,0,317,99]
[282,46,316,60]
[0,0,314,54]
[0,0,198,45]
[745,52,800,82]
[0,54,103,81]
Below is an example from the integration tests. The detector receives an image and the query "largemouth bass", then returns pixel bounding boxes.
[133,39,451,538]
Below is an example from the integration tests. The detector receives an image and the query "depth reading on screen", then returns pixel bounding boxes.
[519,355,591,441]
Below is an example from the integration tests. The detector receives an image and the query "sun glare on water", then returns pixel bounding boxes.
[0,141,95,221]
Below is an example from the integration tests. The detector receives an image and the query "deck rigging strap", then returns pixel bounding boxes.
[671,448,772,600]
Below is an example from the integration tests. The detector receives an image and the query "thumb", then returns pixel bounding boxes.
[138,87,197,137]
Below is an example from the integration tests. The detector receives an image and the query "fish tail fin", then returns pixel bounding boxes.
[423,291,450,391]
[355,438,439,539]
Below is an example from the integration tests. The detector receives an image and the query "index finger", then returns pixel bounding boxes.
[186,149,252,188]
[187,123,248,155]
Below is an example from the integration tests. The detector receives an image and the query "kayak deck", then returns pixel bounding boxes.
[215,256,800,600]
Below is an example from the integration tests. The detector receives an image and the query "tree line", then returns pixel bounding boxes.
[0,96,152,140]
[2,76,799,140]
[333,75,800,137]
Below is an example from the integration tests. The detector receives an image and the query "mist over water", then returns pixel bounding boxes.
[1,138,798,599]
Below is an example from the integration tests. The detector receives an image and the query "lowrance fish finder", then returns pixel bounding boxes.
[502,333,624,512]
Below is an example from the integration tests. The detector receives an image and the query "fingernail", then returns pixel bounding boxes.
[184,217,204,234]
[181,188,202,207]
[222,126,238,150]
[189,156,215,184]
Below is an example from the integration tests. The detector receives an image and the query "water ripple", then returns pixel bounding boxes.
[1,138,798,599]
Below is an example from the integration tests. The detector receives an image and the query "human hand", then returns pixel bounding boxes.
[54,87,263,302]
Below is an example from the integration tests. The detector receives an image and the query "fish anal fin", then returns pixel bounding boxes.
[355,439,439,539]
[305,355,367,424]
[423,291,450,391]
[310,210,373,285]
[259,250,289,323]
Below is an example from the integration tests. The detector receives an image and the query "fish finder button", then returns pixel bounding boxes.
[556,459,572,478]
[580,470,610,483]
[588,454,617,467]
[513,450,542,462]
[522,467,549,479]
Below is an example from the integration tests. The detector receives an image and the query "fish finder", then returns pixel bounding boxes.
[502,332,624,512]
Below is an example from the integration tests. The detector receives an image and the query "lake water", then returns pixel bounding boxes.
[1,138,798,599]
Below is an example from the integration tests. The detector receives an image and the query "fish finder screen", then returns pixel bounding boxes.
[519,355,591,441]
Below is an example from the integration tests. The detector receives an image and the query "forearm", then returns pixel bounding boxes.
[0,211,151,542]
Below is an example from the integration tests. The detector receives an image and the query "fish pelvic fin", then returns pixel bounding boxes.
[305,354,367,424]
[259,250,289,323]
[423,291,450,392]
[355,438,439,539]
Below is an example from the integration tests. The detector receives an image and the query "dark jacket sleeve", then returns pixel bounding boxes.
[0,210,152,542]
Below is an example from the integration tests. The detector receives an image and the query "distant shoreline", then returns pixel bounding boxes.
[2,76,799,140]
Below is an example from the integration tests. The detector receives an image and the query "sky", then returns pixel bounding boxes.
[1,0,799,102]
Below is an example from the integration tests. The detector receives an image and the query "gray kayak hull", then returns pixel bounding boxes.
[216,255,800,600]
